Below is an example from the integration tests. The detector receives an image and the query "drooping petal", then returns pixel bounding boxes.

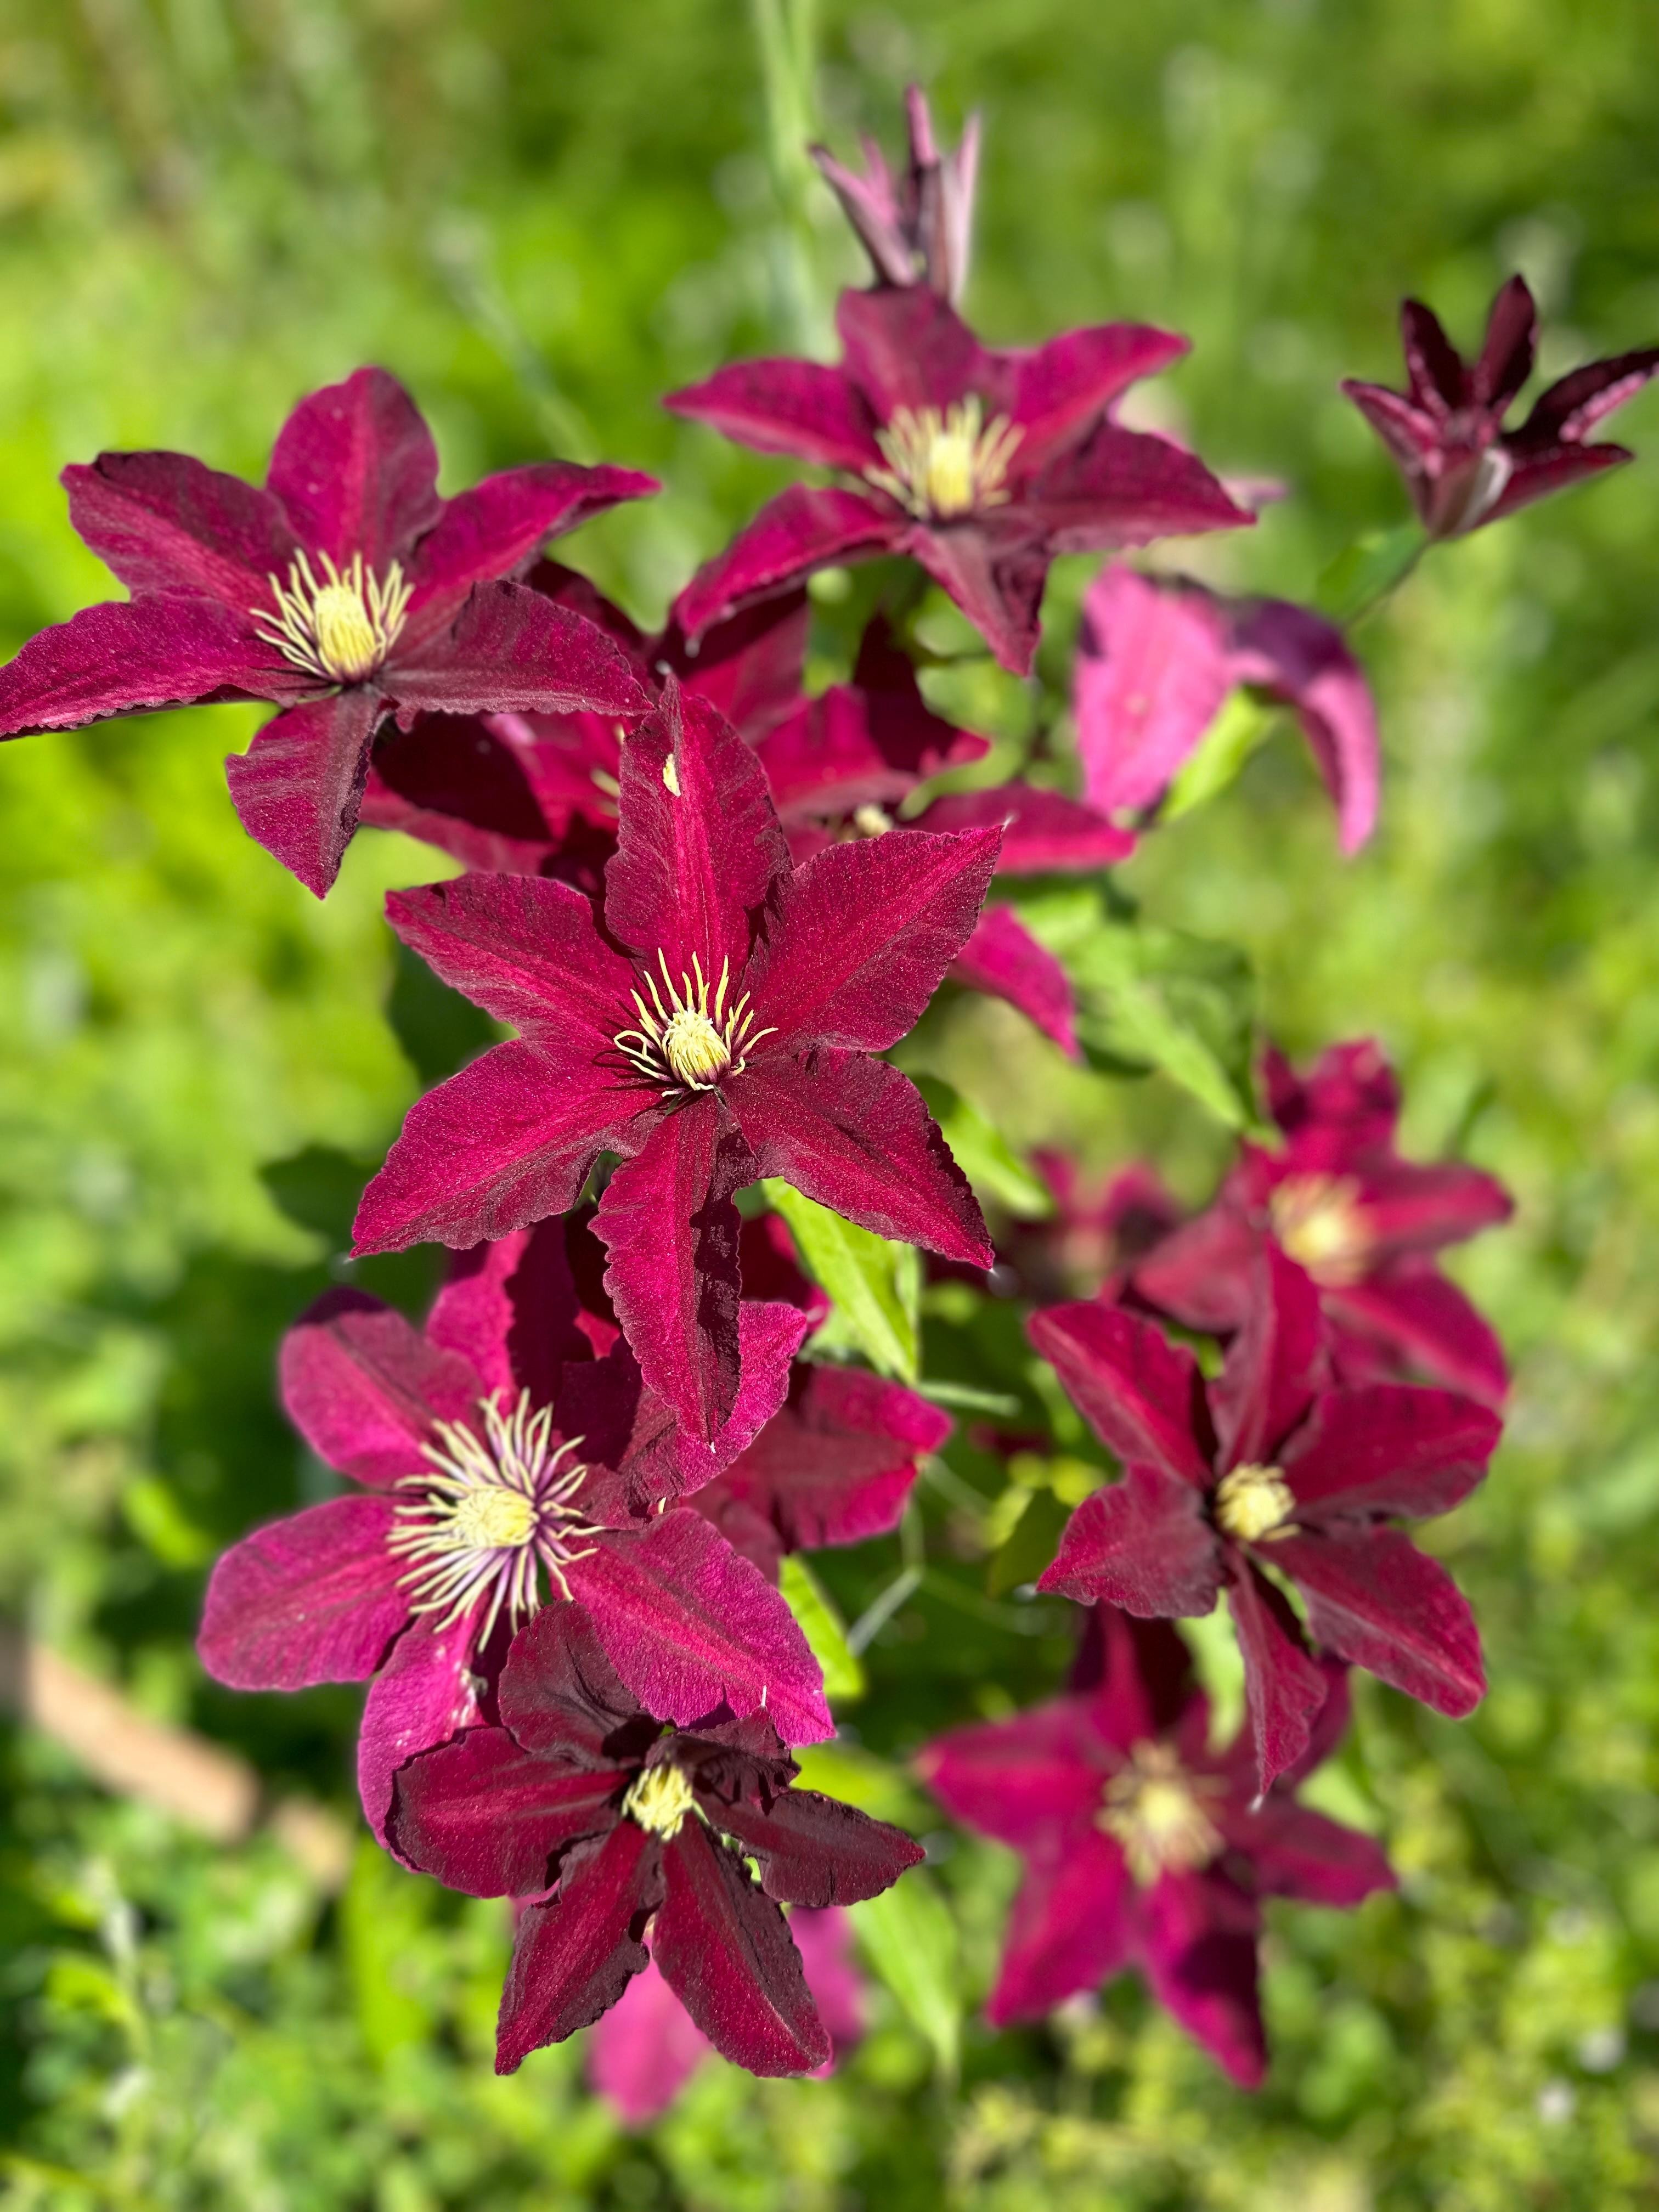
[907,523,1050,676]
[568,1512,833,1746]
[653,1821,830,2076]
[1226,599,1380,855]
[1036,1466,1223,1617]
[713,1788,923,1907]
[426,1222,590,1407]
[663,358,882,471]
[1325,1271,1509,1408]
[1010,325,1190,466]
[1138,1867,1265,2088]
[0,595,296,740]
[1023,424,1254,554]
[587,1957,712,2125]
[1226,1555,1337,1793]
[224,687,386,897]
[1243,1799,1396,1908]
[985,1833,1133,2024]
[1026,1301,1215,1486]
[1072,562,1232,817]
[388,580,652,722]
[1282,1383,1498,1523]
[64,451,298,614]
[673,487,904,644]
[910,785,1135,873]
[407,462,659,617]
[745,825,1001,1052]
[496,1822,662,2073]
[729,1051,991,1268]
[496,1604,653,1764]
[279,1286,481,1485]
[266,365,441,568]
[385,870,636,1043]
[1209,1243,1324,1470]
[195,1494,404,1690]
[949,905,1077,1055]
[358,1611,486,1848]
[1271,1527,1485,1717]
[916,1699,1109,1849]
[386,1722,619,1895]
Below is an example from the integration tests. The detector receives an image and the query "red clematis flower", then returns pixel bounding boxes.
[811,84,980,304]
[1342,275,1659,539]
[196,1221,835,1843]
[588,1905,864,2125]
[388,1604,923,2078]
[1132,1038,1514,1407]
[352,678,998,1447]
[1031,1244,1499,1790]
[0,369,656,894]
[665,286,1251,675]
[1003,1153,1184,1305]
[917,1609,1393,2085]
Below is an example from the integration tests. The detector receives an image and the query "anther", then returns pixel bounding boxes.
[866,398,1023,520]
[1212,1463,1295,1543]
[255,549,412,684]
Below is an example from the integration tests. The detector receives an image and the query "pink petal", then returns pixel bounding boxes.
[1271,1528,1485,1717]
[662,589,811,741]
[714,1788,924,1907]
[279,1286,481,1485]
[496,1823,661,2073]
[1283,1383,1498,1523]
[653,1822,830,2076]
[1138,1867,1265,2087]
[1226,598,1380,855]
[0,595,297,740]
[385,869,635,1043]
[836,286,995,416]
[1244,1799,1396,1908]
[664,358,882,471]
[408,462,658,617]
[196,1494,404,1690]
[1072,563,1231,816]
[729,1051,992,1268]
[1026,1301,1215,1487]
[673,486,902,644]
[359,1612,487,1848]
[427,1222,590,1405]
[388,580,652,721]
[912,784,1135,872]
[917,1699,1110,1849]
[949,905,1077,1054]
[267,365,441,568]
[985,1832,1132,2024]
[1211,1242,1325,1470]
[1011,324,1189,465]
[587,1957,711,2125]
[386,1720,618,1894]
[64,451,298,615]
[568,1512,832,1744]
[1341,380,1442,481]
[1023,424,1254,554]
[907,523,1049,675]
[1325,1272,1509,1408]
[1037,1466,1223,1616]
[790,1906,865,2057]
[224,687,385,897]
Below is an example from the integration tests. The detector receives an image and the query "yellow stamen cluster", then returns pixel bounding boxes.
[1267,1172,1373,1287]
[255,549,413,684]
[1099,1741,1224,1886]
[622,1760,699,1841]
[388,1390,600,1644]
[614,951,775,1095]
[1212,1462,1295,1544]
[867,397,1023,520]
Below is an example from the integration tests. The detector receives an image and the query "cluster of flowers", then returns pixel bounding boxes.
[5,88,1654,2105]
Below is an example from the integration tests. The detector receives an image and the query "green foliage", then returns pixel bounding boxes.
[764,1179,922,1382]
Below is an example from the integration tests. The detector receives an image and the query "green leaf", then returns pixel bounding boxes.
[778,1553,866,1703]
[1314,520,1426,624]
[912,1076,1053,1218]
[850,1871,961,2080]
[121,1475,215,1568]
[762,1180,919,1381]
[1160,689,1280,823]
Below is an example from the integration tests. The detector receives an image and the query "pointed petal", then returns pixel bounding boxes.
[729,1052,991,1268]
[354,1037,654,1255]
[1472,275,1537,409]
[1024,424,1254,553]
[64,452,297,614]
[664,359,882,471]
[714,1788,923,1907]
[279,1286,481,1485]
[985,1833,1133,2024]
[1243,1799,1396,1907]
[911,784,1134,872]
[835,286,994,415]
[1210,1243,1324,1469]
[1325,1272,1509,1407]
[1340,381,1441,494]
[673,487,902,644]
[1271,1528,1485,1717]
[267,365,441,568]
[653,1823,830,2075]
[384,870,635,1042]
[195,1495,403,1690]
[1283,1383,1498,1523]
[1483,441,1630,523]
[1351,1158,1514,1252]
[1226,599,1380,854]
[224,687,385,896]
[754,636,986,820]
[1069,1606,1199,1741]
[1012,324,1190,465]
[496,1603,650,1762]
[426,1224,587,1405]
[569,1514,832,1744]
[0,595,291,740]
[917,1700,1109,1848]
[389,581,651,720]
[907,524,1049,675]
[659,589,811,741]
[1515,345,1659,444]
[949,905,1077,1054]
[358,1612,486,1848]
[1139,1868,1265,2087]
[746,825,1001,1052]
[1266,1035,1400,1148]
[587,1958,711,2125]
[1037,1466,1223,1616]
[1226,1558,1329,1793]
[1026,1301,1215,1486]
[408,463,658,616]
[386,1722,619,1894]
[1399,298,1468,412]
[1072,563,1231,816]
[605,677,791,988]
[496,1824,661,2072]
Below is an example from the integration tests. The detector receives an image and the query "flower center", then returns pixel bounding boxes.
[866,398,1023,521]
[614,951,775,1096]
[255,549,413,684]
[1267,1172,1373,1286]
[387,1389,601,1644]
[622,1761,698,1842]
[1098,1741,1224,1885]
[1212,1462,1295,1543]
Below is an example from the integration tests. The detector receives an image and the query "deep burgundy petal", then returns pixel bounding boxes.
[729,1051,992,1268]
[1282,1383,1498,1523]
[1399,297,1468,412]
[1070,1606,1199,1742]
[1343,1158,1514,1255]
[1026,1301,1215,1486]
[496,1823,662,2073]
[385,870,635,1043]
[911,785,1135,873]
[907,524,1050,676]
[1271,1528,1486,1717]
[0,595,295,740]
[359,712,567,875]
[496,1603,648,1763]
[357,1611,484,1847]
[1011,325,1190,466]
[1023,422,1254,552]
[714,1787,923,1906]
[661,589,812,743]
[835,286,993,415]
[746,825,1001,1053]
[279,1286,481,1485]
[387,1722,619,1895]
[949,905,1078,1055]
[1139,1868,1265,2088]
[664,358,882,471]
[64,452,298,614]
[673,487,903,643]
[224,687,385,897]
[1243,1799,1396,1907]
[985,1833,1133,2024]
[1515,345,1659,443]
[426,1223,589,1406]
[1210,1243,1324,1470]
[916,1700,1108,1848]
[266,365,441,568]
[1226,599,1380,855]
[1072,563,1232,816]
[407,462,658,616]
[1130,1203,1256,1336]
[388,581,652,721]
[653,1822,831,2076]
[1226,1556,1329,1793]
[1340,381,1442,484]
[586,1957,712,2125]
[1264,1036,1400,1150]
[1471,276,1537,409]
[1326,1272,1509,1408]
[1036,1466,1223,1617]
[195,1494,404,1690]
[1483,441,1630,523]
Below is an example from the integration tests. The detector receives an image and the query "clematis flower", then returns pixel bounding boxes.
[666,286,1251,675]
[0,369,656,895]
[1342,275,1659,538]
[588,1905,864,2124]
[1073,562,1380,854]
[196,1220,835,1844]
[352,678,999,1446]
[387,1603,923,2077]
[917,1607,1393,2084]
[1031,1243,1499,1790]
[811,84,979,304]
[1132,1038,1513,1407]
[1004,1154,1184,1304]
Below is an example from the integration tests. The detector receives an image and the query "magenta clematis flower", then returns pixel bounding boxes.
[666,286,1251,675]
[1132,1039,1514,1407]
[588,1905,864,2125]
[0,370,656,895]
[1005,1153,1184,1304]
[1074,562,1380,854]
[811,84,980,304]
[196,1222,836,1842]
[387,1604,923,2077]
[352,678,999,1446]
[1031,1243,1499,1790]
[1342,275,1659,538]
[917,1608,1393,2084]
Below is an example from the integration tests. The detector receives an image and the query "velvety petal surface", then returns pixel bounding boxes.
[653,1822,830,2076]
[916,1700,1109,1848]
[1272,1528,1486,1716]
[224,686,386,896]
[907,525,1050,676]
[911,785,1135,872]
[388,582,651,722]
[674,487,904,642]
[496,1822,661,2073]
[1011,325,1190,465]
[1209,1243,1324,1470]
[1283,1384,1498,1522]
[196,1495,404,1690]
[385,870,635,1043]
[279,1287,481,1485]
[714,1788,923,1907]
[949,905,1078,1054]
[1226,1558,1330,1792]
[664,359,881,471]
[407,463,658,617]
[1024,424,1254,552]
[1026,1302,1214,1485]
[387,1723,619,1896]
[267,366,441,568]
[426,1223,589,1407]
[0,596,295,740]
[64,452,298,613]
[985,1835,1133,2024]
[357,1612,486,1848]
[1037,1466,1223,1617]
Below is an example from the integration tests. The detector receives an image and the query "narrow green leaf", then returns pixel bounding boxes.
[912,1075,1053,1217]
[762,1180,919,1381]
[778,1553,866,1702]
[850,1871,960,2079]
[1160,689,1279,823]
[1314,520,1426,625]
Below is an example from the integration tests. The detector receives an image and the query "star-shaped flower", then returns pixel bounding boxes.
[810,84,980,304]
[388,1603,923,2078]
[1342,275,1659,538]
[1132,1038,1514,1407]
[917,1608,1394,2084]
[1031,1244,1499,1789]
[196,1221,834,1845]
[0,369,656,893]
[352,678,1000,1446]
[665,286,1251,674]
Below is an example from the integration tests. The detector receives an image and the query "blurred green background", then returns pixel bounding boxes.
[4,1,1659,2204]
